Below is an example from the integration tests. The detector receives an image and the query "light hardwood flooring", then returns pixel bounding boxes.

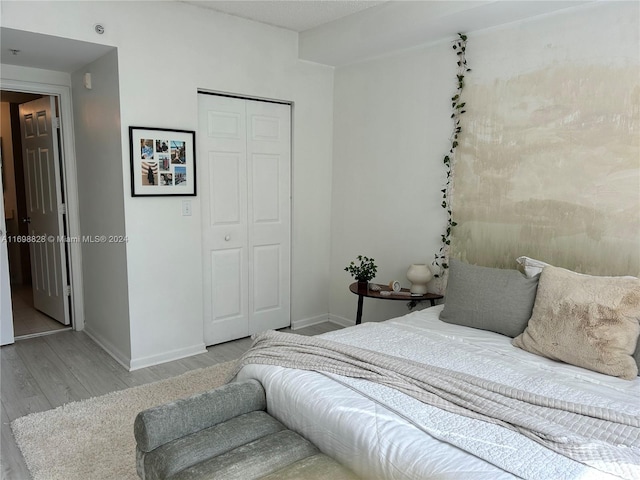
[10,285,69,338]
[1,322,342,480]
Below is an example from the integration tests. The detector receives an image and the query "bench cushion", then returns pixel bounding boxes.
[135,379,359,480]
[167,430,319,480]
[261,453,360,480]
[135,379,266,453]
[137,411,285,479]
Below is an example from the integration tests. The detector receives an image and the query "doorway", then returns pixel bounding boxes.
[1,89,72,338]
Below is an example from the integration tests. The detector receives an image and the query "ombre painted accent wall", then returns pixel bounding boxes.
[452,2,639,276]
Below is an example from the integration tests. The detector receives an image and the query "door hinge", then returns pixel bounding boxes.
[53,117,60,129]
[65,285,72,297]
[58,203,66,215]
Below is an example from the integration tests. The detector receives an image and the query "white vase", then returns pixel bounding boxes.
[406,264,433,294]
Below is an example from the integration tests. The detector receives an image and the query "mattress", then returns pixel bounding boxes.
[236,305,640,479]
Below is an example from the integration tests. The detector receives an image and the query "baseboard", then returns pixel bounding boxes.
[328,314,355,328]
[85,326,208,371]
[290,314,330,330]
[129,343,208,371]
[83,327,132,371]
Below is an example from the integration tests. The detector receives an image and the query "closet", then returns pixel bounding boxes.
[198,93,291,345]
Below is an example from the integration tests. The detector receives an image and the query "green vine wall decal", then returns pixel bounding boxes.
[433,33,470,279]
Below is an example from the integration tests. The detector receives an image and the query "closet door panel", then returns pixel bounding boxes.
[247,101,291,334]
[200,94,291,345]
[200,95,249,345]
[209,248,247,342]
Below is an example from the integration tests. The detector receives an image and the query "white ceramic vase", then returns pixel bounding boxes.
[406,264,433,294]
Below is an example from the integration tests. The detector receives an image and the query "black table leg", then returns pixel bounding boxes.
[355,295,364,325]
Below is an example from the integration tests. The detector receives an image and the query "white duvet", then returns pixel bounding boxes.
[236,305,640,479]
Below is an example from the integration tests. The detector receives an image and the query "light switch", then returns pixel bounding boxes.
[182,200,192,216]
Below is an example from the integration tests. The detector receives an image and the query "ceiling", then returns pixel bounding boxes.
[1,28,114,72]
[180,1,594,66]
[0,1,593,73]
[299,1,593,66]
[0,90,42,104]
[181,0,387,32]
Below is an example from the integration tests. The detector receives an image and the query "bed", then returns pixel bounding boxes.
[234,260,640,480]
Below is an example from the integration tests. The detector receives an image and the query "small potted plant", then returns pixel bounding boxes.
[344,255,378,289]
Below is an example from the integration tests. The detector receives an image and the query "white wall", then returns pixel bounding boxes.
[329,42,453,325]
[328,1,638,324]
[71,49,132,366]
[1,1,334,368]
[1,64,71,87]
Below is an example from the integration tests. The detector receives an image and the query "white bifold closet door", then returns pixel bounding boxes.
[199,94,291,346]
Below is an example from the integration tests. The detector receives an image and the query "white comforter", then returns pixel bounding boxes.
[236,305,640,479]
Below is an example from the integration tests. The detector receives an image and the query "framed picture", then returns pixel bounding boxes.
[129,126,196,196]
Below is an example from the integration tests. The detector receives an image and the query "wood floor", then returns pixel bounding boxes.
[0,322,342,480]
[10,285,69,338]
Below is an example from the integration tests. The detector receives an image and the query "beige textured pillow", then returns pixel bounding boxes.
[512,266,640,380]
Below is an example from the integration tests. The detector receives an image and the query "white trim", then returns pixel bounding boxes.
[197,88,292,106]
[0,76,85,331]
[290,313,329,330]
[83,326,131,370]
[0,175,14,345]
[129,344,208,372]
[328,314,355,328]
[14,327,72,341]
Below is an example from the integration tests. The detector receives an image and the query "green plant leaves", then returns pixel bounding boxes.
[434,33,470,277]
[345,255,378,282]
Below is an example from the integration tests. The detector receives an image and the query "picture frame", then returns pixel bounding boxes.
[129,126,196,196]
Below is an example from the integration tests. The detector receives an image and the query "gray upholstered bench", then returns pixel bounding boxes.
[134,379,359,480]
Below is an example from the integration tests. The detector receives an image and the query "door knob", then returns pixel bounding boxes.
[224,235,230,241]
[22,217,31,224]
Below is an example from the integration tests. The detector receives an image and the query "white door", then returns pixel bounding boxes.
[19,96,70,325]
[199,94,291,345]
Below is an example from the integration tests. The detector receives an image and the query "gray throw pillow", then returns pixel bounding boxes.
[439,258,539,338]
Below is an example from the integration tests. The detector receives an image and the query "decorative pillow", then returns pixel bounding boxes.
[516,256,551,278]
[512,266,640,380]
[439,258,539,338]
